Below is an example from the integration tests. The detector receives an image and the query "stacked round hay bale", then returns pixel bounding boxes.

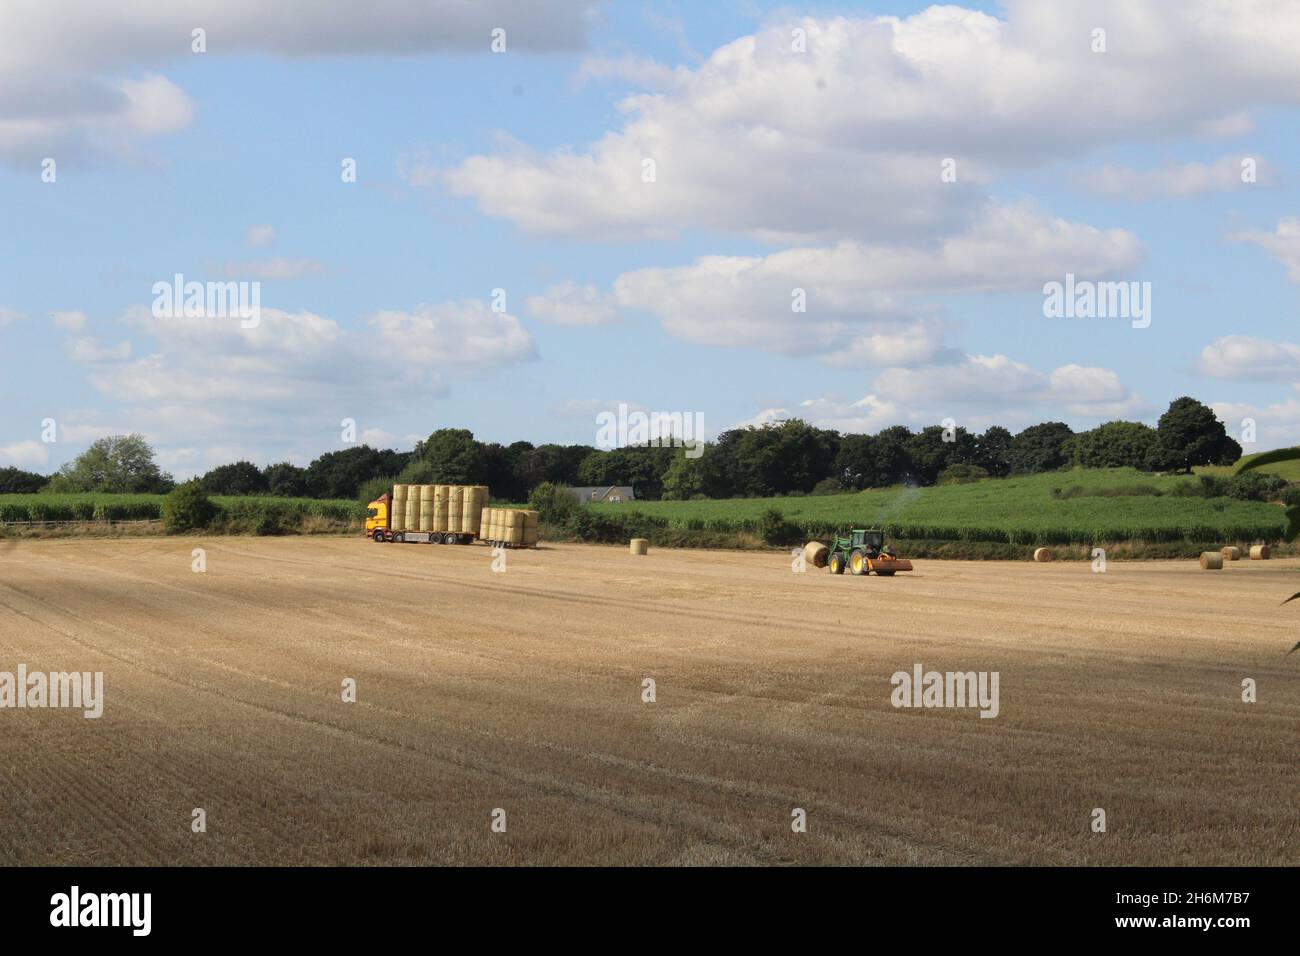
[463,486,487,536]
[418,484,436,532]
[1220,546,1241,561]
[391,484,409,531]
[505,509,525,546]
[1250,544,1271,560]
[1033,547,1054,562]
[432,485,450,534]
[522,510,539,548]
[404,491,422,535]
[803,540,829,568]
[1200,551,1224,570]
[630,538,649,555]
[479,507,493,542]
[447,486,464,538]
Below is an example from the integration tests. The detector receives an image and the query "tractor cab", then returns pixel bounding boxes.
[365,494,390,537]
[851,528,885,554]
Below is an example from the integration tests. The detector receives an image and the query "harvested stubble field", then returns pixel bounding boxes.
[0,537,1295,866]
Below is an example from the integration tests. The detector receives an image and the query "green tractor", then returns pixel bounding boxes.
[827,528,913,576]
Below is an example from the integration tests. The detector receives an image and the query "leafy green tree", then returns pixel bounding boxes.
[0,467,46,493]
[47,434,173,493]
[304,446,409,499]
[711,420,839,497]
[660,447,716,499]
[162,481,218,532]
[974,426,1013,477]
[1068,421,1158,469]
[527,481,580,524]
[907,425,976,485]
[200,460,268,496]
[263,462,308,497]
[411,428,483,484]
[871,425,915,485]
[834,434,878,490]
[1150,397,1240,472]
[1007,422,1074,474]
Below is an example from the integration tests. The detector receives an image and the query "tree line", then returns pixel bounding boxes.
[0,397,1243,502]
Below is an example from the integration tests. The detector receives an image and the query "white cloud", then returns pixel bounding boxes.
[0,441,48,468]
[1210,398,1300,450]
[1228,217,1300,281]
[0,1,597,164]
[50,310,87,331]
[245,224,276,247]
[612,203,1142,362]
[53,300,535,476]
[1196,334,1300,380]
[444,4,1300,242]
[219,258,326,280]
[525,281,620,326]
[370,300,536,368]
[872,356,1146,417]
[65,336,132,363]
[1078,155,1273,201]
[0,307,25,327]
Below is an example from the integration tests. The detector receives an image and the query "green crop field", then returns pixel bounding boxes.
[1195,449,1300,482]
[0,493,363,524]
[588,468,1289,545]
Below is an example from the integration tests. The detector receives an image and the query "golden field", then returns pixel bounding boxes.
[0,537,1295,865]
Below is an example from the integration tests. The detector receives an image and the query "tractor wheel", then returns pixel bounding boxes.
[849,548,867,575]
[829,552,845,575]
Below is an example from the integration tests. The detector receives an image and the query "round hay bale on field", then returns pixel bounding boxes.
[803,541,829,568]
[630,538,649,556]
[1200,551,1224,570]
[1250,544,1271,560]
[1220,546,1241,561]
[1033,547,1054,562]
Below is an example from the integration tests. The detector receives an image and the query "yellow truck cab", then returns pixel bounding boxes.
[365,494,390,539]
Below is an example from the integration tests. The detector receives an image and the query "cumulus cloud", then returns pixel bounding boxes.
[1196,335,1300,380]
[245,224,276,247]
[1210,398,1300,450]
[219,258,326,280]
[525,281,621,326]
[1228,217,1300,281]
[0,0,597,163]
[735,353,1146,437]
[444,3,1300,242]
[0,307,26,327]
[0,441,48,469]
[612,203,1142,362]
[1078,156,1274,200]
[871,356,1146,419]
[54,300,535,475]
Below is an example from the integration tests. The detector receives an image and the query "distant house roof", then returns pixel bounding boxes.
[567,485,636,502]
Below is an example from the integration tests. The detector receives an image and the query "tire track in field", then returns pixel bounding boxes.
[0,580,977,864]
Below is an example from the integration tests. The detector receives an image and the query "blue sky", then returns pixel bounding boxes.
[2,0,1299,477]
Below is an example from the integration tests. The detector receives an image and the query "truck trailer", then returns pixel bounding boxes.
[365,484,486,544]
